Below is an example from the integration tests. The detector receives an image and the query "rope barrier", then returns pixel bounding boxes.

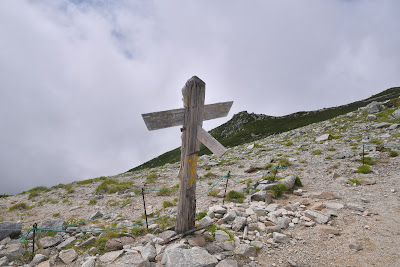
[3,139,399,242]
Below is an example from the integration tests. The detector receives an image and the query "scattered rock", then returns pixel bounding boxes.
[59,249,78,265]
[0,243,24,261]
[277,175,296,190]
[215,230,230,243]
[367,114,377,121]
[316,134,331,142]
[40,219,66,232]
[99,250,124,264]
[368,102,382,113]
[0,256,8,267]
[87,211,103,220]
[349,240,363,251]
[81,256,96,267]
[105,238,123,251]
[161,248,218,267]
[216,259,238,267]
[30,254,48,267]
[39,235,63,249]
[304,210,330,224]
[233,244,257,257]
[188,235,207,247]
[56,236,76,250]
[232,217,247,231]
[346,203,365,212]
[250,191,272,203]
[141,243,156,261]
[0,222,21,241]
[80,236,96,247]
[272,232,288,243]
[316,225,340,235]
[310,202,324,211]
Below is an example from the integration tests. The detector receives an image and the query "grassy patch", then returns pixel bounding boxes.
[95,179,133,194]
[25,186,50,199]
[271,184,287,198]
[362,157,376,165]
[327,147,336,151]
[0,194,12,198]
[9,203,32,211]
[313,150,322,155]
[225,190,245,203]
[278,158,291,167]
[295,177,303,187]
[88,199,97,205]
[356,165,372,174]
[145,173,157,184]
[348,178,360,185]
[196,211,207,220]
[163,199,177,208]
[285,141,293,146]
[203,172,218,179]
[389,150,398,157]
[156,187,175,196]
[52,212,60,217]
[207,189,220,197]
[76,178,94,185]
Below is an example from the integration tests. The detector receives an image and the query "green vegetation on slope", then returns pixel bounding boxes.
[129,87,400,171]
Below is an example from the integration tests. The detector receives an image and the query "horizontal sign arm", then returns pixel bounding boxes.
[142,101,233,131]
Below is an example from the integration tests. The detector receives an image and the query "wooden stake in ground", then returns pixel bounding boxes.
[141,76,233,233]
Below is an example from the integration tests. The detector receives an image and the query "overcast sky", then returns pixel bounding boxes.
[1,0,399,194]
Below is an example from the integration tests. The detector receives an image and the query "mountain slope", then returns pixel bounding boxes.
[129,87,400,171]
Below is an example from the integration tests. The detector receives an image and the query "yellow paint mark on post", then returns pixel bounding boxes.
[188,155,197,187]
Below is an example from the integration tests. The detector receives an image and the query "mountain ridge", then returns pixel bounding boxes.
[129,87,400,171]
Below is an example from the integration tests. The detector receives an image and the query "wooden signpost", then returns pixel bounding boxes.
[142,76,233,233]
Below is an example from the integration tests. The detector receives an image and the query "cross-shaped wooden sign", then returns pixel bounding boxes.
[142,76,233,233]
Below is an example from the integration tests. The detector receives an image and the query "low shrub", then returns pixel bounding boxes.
[196,211,207,220]
[207,189,220,197]
[313,150,322,155]
[348,178,360,185]
[76,179,94,185]
[362,157,376,165]
[156,187,175,196]
[356,165,371,174]
[146,173,157,184]
[9,202,31,211]
[95,179,133,194]
[295,177,303,187]
[225,190,245,203]
[271,184,287,198]
[88,199,97,205]
[389,150,398,157]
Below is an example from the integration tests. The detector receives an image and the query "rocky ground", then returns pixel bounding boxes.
[0,100,399,267]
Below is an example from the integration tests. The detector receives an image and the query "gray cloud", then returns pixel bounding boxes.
[0,0,399,194]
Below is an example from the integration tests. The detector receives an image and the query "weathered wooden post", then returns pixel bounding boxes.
[141,76,233,233]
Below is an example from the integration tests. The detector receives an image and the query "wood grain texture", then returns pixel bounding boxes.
[197,126,227,157]
[141,101,232,131]
[141,108,185,131]
[203,101,233,121]
[175,76,205,233]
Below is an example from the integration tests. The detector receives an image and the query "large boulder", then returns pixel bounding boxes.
[0,243,24,261]
[0,222,21,241]
[277,175,296,190]
[161,248,218,267]
[40,220,66,232]
[367,101,383,113]
[392,108,400,119]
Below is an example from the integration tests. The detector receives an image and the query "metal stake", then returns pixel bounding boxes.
[141,188,149,229]
[32,223,37,255]
[362,144,365,165]
[222,171,230,205]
